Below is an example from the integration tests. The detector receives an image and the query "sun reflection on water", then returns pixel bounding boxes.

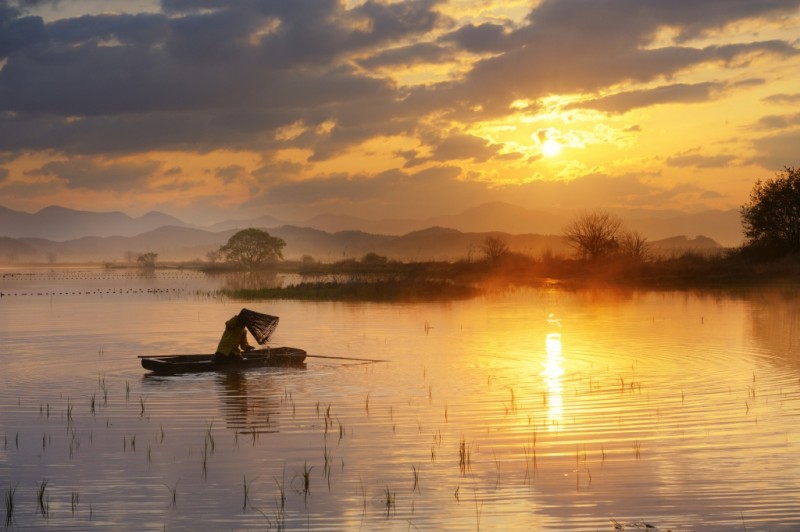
[542,328,564,429]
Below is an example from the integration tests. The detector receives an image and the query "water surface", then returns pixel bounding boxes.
[1,269,799,530]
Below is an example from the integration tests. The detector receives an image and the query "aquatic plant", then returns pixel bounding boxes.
[5,483,18,526]
[37,480,49,517]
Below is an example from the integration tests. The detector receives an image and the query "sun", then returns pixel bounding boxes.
[541,138,562,158]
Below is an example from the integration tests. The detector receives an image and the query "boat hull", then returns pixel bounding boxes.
[141,347,306,374]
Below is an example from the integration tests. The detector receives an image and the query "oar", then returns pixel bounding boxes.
[305,354,389,363]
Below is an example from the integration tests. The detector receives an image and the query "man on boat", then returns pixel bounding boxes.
[213,312,255,362]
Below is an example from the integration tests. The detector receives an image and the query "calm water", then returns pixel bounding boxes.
[1,268,800,531]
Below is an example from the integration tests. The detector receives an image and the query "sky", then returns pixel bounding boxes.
[1,0,799,225]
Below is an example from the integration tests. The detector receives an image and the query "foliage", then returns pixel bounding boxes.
[361,252,389,265]
[741,167,800,256]
[563,210,622,260]
[219,228,286,269]
[479,235,510,261]
[137,252,158,268]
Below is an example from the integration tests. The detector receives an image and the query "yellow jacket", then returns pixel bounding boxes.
[215,315,253,356]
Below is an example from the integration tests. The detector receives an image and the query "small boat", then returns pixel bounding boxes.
[141,347,307,375]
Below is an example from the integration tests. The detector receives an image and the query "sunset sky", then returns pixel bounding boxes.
[1,0,799,225]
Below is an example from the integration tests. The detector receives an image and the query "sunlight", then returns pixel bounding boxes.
[541,138,562,158]
[542,332,564,429]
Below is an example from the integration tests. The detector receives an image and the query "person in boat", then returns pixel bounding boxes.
[213,312,255,362]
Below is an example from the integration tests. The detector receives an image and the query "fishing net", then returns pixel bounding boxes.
[238,308,279,345]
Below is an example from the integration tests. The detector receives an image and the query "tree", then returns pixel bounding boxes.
[205,249,222,264]
[741,167,800,255]
[619,230,649,260]
[563,210,622,260]
[361,252,388,265]
[219,228,286,269]
[137,252,158,268]
[480,235,510,262]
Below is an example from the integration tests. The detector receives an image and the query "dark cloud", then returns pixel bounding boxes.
[440,22,511,53]
[443,1,800,116]
[572,79,766,114]
[28,157,160,190]
[357,42,448,69]
[215,165,246,184]
[429,132,502,162]
[0,5,45,56]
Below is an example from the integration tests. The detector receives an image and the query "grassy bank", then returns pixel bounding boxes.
[219,250,800,301]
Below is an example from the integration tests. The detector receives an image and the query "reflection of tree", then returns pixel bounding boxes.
[745,286,800,371]
[216,371,283,433]
[222,271,283,291]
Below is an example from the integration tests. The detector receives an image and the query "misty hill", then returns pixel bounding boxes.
[296,203,742,247]
[0,224,722,264]
[0,205,193,240]
[0,202,743,247]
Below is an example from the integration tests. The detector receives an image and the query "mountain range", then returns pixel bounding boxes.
[0,203,740,263]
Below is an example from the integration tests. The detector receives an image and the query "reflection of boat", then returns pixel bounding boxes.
[141,347,306,375]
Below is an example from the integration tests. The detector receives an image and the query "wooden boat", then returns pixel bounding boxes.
[141,347,306,375]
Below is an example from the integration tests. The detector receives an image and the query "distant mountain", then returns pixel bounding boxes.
[303,202,563,236]
[0,205,192,240]
[626,209,742,247]
[1,224,723,264]
[301,203,742,247]
[206,214,284,232]
[0,202,744,254]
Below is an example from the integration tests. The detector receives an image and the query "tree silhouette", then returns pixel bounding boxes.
[563,210,622,260]
[741,167,800,256]
[220,228,286,269]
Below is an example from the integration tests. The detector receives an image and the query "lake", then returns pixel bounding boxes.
[1,268,799,530]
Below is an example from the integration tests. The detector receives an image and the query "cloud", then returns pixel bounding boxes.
[750,129,800,170]
[763,92,800,105]
[357,42,449,69]
[667,150,737,168]
[572,80,766,114]
[1,0,799,221]
[752,113,800,131]
[440,22,511,53]
[28,156,160,191]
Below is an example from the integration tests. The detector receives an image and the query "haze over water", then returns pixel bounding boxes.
[2,269,800,530]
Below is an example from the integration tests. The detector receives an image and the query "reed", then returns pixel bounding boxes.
[298,461,312,497]
[242,475,250,510]
[459,437,471,474]
[201,445,208,480]
[383,486,395,516]
[5,484,17,526]
[412,464,420,493]
[139,396,146,417]
[37,480,48,517]
[71,491,79,514]
[164,483,177,507]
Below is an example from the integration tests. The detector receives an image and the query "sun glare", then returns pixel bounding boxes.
[541,138,562,157]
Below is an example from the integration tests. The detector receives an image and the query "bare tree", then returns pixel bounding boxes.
[480,235,510,262]
[619,230,649,260]
[563,210,622,260]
